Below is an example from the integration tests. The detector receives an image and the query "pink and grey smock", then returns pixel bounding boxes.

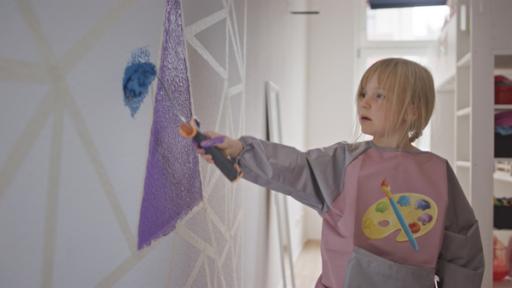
[236,136,484,288]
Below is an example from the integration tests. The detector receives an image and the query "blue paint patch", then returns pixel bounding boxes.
[123,47,157,117]
[396,195,411,207]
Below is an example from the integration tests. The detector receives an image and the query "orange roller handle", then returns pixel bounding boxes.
[179,121,240,182]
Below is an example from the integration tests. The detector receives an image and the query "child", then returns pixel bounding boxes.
[196,58,484,287]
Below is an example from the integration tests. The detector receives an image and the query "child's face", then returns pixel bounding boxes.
[357,74,393,141]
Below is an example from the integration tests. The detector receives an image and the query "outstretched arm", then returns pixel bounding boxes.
[196,132,369,214]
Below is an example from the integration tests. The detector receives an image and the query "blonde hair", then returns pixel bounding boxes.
[356,58,435,147]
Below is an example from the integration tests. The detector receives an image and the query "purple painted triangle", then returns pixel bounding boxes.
[137,0,202,250]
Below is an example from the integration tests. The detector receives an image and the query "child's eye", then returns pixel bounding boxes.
[376,93,385,100]
[360,92,366,98]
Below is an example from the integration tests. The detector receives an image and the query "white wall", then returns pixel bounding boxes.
[244,0,308,286]
[304,0,357,240]
[0,1,168,287]
[0,0,309,287]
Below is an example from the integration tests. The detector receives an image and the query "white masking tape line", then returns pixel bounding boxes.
[65,95,138,254]
[0,59,49,83]
[42,93,65,288]
[184,253,206,288]
[176,224,216,258]
[0,93,53,200]
[185,9,227,37]
[62,0,136,73]
[95,247,154,288]
[186,36,228,79]
[213,81,229,131]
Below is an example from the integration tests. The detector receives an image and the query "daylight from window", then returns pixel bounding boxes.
[367,5,450,41]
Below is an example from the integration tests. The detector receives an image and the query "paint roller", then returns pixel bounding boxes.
[179,119,241,182]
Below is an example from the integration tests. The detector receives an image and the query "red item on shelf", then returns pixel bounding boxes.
[508,237,512,277]
[495,261,509,282]
[494,236,510,282]
[495,75,512,104]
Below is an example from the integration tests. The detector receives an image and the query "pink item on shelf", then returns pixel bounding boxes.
[495,111,512,127]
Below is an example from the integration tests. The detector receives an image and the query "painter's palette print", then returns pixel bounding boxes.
[362,193,438,242]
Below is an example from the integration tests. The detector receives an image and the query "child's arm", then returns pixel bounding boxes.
[435,162,485,288]
[235,136,356,214]
[197,133,356,214]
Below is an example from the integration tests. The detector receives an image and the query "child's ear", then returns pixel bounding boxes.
[405,105,418,122]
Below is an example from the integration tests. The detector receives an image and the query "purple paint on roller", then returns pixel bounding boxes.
[137,0,202,250]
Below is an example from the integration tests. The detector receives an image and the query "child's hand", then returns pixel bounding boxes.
[196,132,243,164]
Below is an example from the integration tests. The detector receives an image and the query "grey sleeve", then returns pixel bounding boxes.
[436,162,485,288]
[236,136,364,214]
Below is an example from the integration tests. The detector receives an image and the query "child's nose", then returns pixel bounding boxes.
[360,97,371,108]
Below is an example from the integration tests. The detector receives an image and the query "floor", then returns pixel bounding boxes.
[287,240,321,288]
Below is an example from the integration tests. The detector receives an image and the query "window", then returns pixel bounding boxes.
[366,6,450,41]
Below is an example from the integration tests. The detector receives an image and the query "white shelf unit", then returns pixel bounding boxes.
[457,52,471,67]
[430,14,456,167]
[494,171,512,185]
[496,104,512,110]
[430,1,512,287]
[454,0,474,201]
[493,54,512,287]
